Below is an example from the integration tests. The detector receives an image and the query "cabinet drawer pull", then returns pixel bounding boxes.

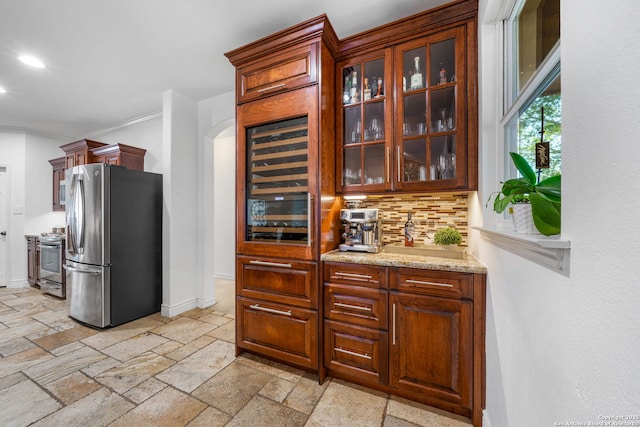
[397,147,401,182]
[257,83,286,93]
[405,279,454,288]
[386,147,390,183]
[392,303,396,345]
[249,260,292,268]
[335,347,372,360]
[249,304,292,317]
[334,302,372,312]
[334,272,373,280]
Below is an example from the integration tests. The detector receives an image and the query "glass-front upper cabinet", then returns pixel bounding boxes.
[394,26,467,191]
[337,49,393,193]
[237,86,318,260]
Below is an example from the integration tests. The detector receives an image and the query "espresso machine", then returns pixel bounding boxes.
[339,208,383,253]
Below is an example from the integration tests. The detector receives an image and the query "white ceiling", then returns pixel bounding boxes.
[0,0,450,141]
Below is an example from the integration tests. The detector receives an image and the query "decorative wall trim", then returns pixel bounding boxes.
[474,226,571,275]
[87,112,162,139]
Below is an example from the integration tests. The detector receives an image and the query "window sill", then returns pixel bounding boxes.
[473,226,571,275]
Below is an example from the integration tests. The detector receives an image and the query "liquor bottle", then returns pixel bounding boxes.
[350,71,359,103]
[404,211,415,247]
[363,77,372,101]
[439,63,447,85]
[375,77,383,97]
[343,76,351,104]
[410,57,423,90]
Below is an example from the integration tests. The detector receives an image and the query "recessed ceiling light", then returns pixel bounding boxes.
[19,55,46,68]
[0,86,6,94]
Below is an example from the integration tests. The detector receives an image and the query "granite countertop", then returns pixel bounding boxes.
[321,249,487,274]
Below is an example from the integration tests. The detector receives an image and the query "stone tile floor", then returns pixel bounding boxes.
[0,286,471,426]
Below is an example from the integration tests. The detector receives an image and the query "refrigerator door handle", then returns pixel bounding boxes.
[68,174,86,255]
[63,264,101,275]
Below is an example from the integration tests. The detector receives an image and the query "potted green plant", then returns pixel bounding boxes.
[487,152,561,236]
[433,227,463,246]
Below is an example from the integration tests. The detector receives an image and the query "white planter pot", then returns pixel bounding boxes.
[510,203,541,235]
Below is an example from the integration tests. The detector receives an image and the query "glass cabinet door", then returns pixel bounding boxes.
[338,51,392,192]
[246,116,310,245]
[395,27,465,190]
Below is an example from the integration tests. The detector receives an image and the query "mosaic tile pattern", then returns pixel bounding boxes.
[357,192,469,246]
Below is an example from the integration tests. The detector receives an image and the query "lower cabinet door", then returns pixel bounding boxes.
[237,296,318,369]
[389,292,473,409]
[324,320,388,385]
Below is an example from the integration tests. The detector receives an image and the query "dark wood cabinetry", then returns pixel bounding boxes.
[336,0,478,193]
[60,139,146,171]
[26,236,40,287]
[49,157,66,211]
[227,15,341,373]
[323,261,486,426]
[60,139,107,169]
[90,143,146,170]
[235,42,319,104]
[50,139,146,211]
[228,2,483,423]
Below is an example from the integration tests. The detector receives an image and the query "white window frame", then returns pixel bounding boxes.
[477,0,569,274]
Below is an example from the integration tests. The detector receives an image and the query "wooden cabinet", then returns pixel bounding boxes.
[235,42,318,104]
[237,296,318,369]
[237,255,317,309]
[90,143,146,170]
[323,262,389,384]
[49,157,66,211]
[335,0,478,193]
[60,139,107,169]
[227,15,341,374]
[236,256,319,369]
[389,290,473,409]
[60,139,145,171]
[26,236,40,287]
[323,261,486,426]
[337,49,393,192]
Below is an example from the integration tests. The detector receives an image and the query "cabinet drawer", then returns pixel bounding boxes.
[237,297,318,370]
[324,262,387,289]
[237,256,317,308]
[324,320,388,385]
[324,283,387,330]
[390,268,473,299]
[237,43,317,103]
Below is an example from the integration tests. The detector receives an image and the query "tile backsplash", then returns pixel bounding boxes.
[355,193,469,246]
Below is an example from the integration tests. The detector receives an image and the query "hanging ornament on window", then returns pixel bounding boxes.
[535,107,550,181]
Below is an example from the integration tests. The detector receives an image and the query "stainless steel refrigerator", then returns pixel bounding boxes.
[65,163,162,328]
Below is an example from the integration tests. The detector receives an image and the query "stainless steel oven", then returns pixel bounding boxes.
[39,235,66,298]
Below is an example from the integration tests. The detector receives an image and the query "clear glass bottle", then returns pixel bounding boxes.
[350,71,359,103]
[411,57,423,90]
[343,76,351,104]
[376,77,383,97]
[404,211,416,247]
[363,77,372,101]
[439,62,447,85]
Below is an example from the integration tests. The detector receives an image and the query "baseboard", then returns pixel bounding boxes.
[7,280,29,288]
[198,297,217,309]
[214,273,234,280]
[483,409,492,427]
[161,297,198,317]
